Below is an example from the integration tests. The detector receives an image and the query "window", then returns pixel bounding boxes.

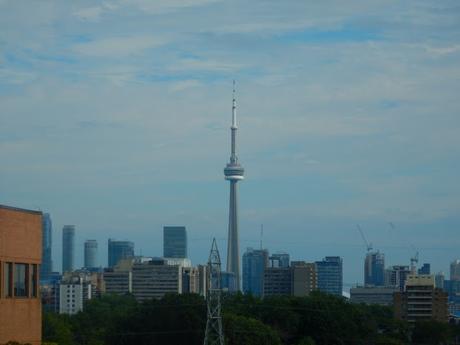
[14,263,28,297]
[4,262,12,297]
[31,264,38,297]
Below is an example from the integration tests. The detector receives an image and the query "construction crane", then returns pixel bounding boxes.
[389,222,420,274]
[410,251,419,274]
[357,224,373,252]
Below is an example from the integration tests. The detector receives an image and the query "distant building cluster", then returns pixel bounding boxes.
[40,222,208,315]
[348,249,459,323]
[37,211,459,326]
[2,201,458,344]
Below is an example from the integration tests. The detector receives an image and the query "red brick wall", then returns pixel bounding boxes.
[0,206,42,344]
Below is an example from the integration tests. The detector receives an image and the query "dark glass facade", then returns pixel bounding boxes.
[316,256,343,296]
[364,251,385,286]
[242,248,269,297]
[163,226,187,258]
[108,239,134,267]
[62,225,75,273]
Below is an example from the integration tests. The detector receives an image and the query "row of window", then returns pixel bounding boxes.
[1,262,39,298]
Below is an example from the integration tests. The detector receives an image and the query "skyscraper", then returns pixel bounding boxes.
[269,252,290,268]
[315,256,343,296]
[418,263,431,275]
[84,240,98,269]
[385,265,411,292]
[108,239,134,268]
[62,225,75,273]
[41,213,53,280]
[224,82,245,290]
[450,259,460,281]
[242,248,269,297]
[163,226,187,258]
[364,251,385,286]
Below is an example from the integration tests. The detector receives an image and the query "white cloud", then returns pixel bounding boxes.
[0,68,36,84]
[73,6,104,22]
[169,58,243,73]
[169,79,202,92]
[72,36,166,57]
[121,0,221,14]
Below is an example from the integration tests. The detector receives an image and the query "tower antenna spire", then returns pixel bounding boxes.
[231,80,237,129]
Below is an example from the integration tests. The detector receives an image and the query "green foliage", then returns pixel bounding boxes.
[42,291,455,345]
[411,320,454,345]
[42,311,74,345]
[297,336,316,345]
[223,312,282,345]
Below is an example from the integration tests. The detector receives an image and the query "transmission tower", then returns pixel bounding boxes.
[203,238,225,345]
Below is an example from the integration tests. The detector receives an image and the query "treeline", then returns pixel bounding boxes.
[43,292,459,345]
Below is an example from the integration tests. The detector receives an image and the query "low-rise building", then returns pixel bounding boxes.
[350,286,399,306]
[132,258,182,301]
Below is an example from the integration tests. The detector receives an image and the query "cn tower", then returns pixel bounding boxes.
[224,81,244,290]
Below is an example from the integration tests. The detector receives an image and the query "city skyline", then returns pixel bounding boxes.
[1,1,460,285]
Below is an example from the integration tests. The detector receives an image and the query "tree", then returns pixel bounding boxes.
[224,313,282,345]
[42,311,74,345]
[412,320,453,345]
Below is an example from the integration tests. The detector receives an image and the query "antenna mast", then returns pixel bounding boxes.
[203,238,225,345]
[260,224,264,250]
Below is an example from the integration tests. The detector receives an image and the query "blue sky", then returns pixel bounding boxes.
[1,0,460,287]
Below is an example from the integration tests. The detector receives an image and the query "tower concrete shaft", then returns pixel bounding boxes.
[223,81,244,290]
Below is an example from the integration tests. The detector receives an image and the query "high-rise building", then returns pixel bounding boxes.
[394,275,448,323]
[315,256,343,296]
[385,265,411,292]
[291,261,317,297]
[450,259,460,281]
[364,251,384,286]
[0,205,42,344]
[59,273,92,315]
[84,240,98,269]
[108,239,134,268]
[264,267,291,296]
[41,213,53,280]
[435,271,445,290]
[221,271,238,292]
[62,225,75,273]
[242,248,269,297]
[263,259,317,297]
[182,265,207,297]
[163,226,187,258]
[224,82,245,290]
[418,263,431,275]
[269,252,290,268]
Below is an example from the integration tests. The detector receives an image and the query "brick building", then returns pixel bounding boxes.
[0,205,42,344]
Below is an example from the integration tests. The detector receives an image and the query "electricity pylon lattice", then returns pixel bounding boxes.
[203,238,225,345]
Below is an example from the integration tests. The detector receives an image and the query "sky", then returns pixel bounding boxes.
[1,0,459,288]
